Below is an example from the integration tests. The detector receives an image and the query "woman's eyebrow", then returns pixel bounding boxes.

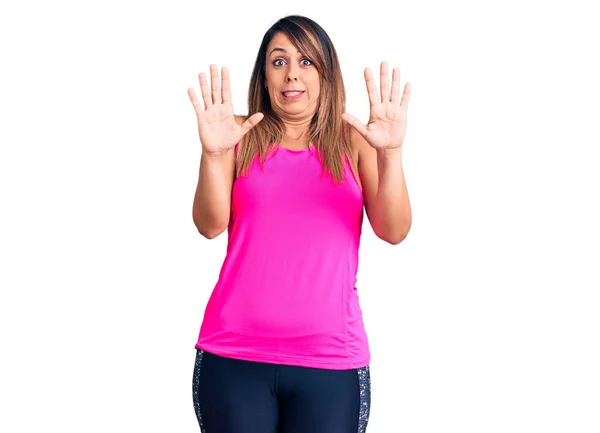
[268,47,302,57]
[268,48,286,56]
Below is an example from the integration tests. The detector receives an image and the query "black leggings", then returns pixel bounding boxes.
[192,349,371,433]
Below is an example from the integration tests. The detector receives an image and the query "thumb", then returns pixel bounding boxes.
[342,113,368,138]
[240,112,264,136]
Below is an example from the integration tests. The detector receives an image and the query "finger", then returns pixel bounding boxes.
[342,112,368,138]
[198,72,212,109]
[364,68,379,107]
[221,66,232,105]
[390,68,401,104]
[210,64,222,104]
[240,112,265,136]
[187,88,203,115]
[380,61,390,102]
[400,82,411,108]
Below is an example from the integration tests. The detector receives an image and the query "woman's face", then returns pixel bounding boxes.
[264,32,320,119]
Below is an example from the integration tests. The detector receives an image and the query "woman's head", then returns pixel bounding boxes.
[249,15,345,129]
[239,15,356,184]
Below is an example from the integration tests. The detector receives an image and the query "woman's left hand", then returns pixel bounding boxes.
[342,61,411,150]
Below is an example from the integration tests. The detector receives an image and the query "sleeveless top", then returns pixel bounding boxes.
[195,143,370,370]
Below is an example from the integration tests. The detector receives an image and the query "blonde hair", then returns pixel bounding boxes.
[236,15,357,184]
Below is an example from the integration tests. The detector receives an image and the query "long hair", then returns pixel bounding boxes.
[236,15,357,184]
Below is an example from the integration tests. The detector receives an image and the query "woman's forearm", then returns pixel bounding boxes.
[192,150,235,239]
[373,146,412,244]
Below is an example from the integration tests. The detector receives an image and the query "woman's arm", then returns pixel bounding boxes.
[355,128,412,245]
[192,115,245,239]
[343,62,412,245]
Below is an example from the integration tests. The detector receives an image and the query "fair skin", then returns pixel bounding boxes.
[344,62,413,244]
[188,34,412,244]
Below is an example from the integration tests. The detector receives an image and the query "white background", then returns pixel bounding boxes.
[1,0,599,432]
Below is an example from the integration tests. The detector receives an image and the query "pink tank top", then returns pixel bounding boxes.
[195,143,370,369]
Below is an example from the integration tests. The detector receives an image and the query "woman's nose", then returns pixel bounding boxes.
[286,64,298,82]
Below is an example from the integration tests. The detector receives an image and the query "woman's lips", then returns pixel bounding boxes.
[281,91,305,101]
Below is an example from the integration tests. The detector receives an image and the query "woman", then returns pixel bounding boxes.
[187,15,411,433]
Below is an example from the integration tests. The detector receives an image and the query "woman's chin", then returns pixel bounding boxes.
[275,104,316,119]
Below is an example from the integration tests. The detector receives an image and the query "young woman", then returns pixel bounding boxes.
[187,15,412,433]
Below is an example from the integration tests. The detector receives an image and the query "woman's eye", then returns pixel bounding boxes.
[273,58,312,67]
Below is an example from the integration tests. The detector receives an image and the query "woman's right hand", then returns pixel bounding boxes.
[188,65,264,157]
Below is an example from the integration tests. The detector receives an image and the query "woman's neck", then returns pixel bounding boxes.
[280,116,312,149]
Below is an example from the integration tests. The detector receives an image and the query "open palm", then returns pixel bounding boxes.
[188,65,263,156]
[342,62,411,150]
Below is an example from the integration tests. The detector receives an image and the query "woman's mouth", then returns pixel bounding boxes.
[281,90,305,101]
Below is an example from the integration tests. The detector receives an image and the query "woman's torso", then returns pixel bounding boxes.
[195,140,370,370]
